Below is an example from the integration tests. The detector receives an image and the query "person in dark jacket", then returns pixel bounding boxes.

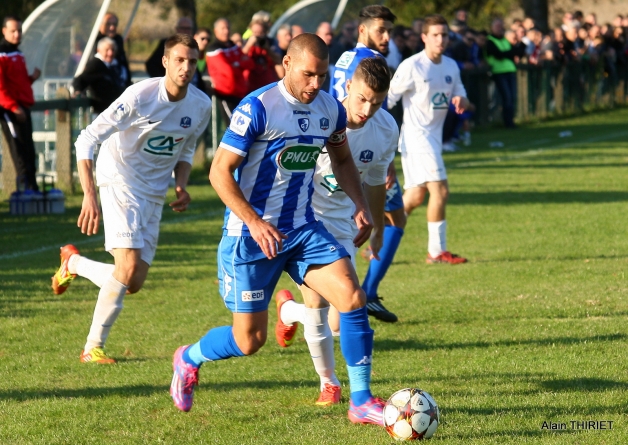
[72,37,127,113]
[94,12,131,86]
[145,17,194,77]
[485,18,525,128]
[0,16,40,191]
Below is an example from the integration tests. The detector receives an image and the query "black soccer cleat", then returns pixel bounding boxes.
[365,296,398,323]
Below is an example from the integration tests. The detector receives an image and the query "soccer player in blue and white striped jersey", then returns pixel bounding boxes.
[171,34,387,425]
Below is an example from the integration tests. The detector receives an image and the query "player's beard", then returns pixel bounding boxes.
[367,35,388,56]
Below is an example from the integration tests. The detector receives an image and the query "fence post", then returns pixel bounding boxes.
[0,124,17,197]
[55,88,74,193]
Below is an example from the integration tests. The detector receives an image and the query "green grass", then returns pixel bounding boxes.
[2,109,628,444]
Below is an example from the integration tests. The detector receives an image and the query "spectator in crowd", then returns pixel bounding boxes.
[573,10,585,26]
[231,32,243,47]
[386,25,404,70]
[404,28,421,57]
[486,18,523,128]
[145,17,194,77]
[563,21,581,61]
[449,19,466,43]
[411,18,425,52]
[242,10,271,41]
[0,16,41,191]
[291,24,304,37]
[585,13,597,27]
[194,27,212,77]
[72,37,128,113]
[525,27,544,64]
[562,12,574,31]
[455,9,468,26]
[242,20,281,91]
[272,24,292,60]
[316,21,335,88]
[95,12,131,86]
[206,18,253,120]
[329,21,357,63]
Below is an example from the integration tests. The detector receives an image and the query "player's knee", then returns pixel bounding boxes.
[345,287,366,311]
[238,333,267,355]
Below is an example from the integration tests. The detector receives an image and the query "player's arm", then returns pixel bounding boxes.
[209,147,287,259]
[387,59,413,109]
[169,161,192,212]
[451,64,470,114]
[76,159,99,235]
[363,183,385,260]
[327,136,373,248]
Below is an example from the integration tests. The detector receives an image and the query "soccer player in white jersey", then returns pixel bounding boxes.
[388,15,470,265]
[330,5,404,322]
[170,34,386,425]
[276,57,398,406]
[50,34,211,364]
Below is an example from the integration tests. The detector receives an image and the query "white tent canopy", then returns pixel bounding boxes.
[22,0,140,99]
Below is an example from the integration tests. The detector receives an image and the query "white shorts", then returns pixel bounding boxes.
[318,216,357,268]
[100,186,162,265]
[401,151,447,189]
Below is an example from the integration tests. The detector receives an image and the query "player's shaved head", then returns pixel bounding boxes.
[286,33,329,62]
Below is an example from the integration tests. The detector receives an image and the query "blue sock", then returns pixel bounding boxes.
[362,225,404,300]
[182,326,244,367]
[339,307,374,405]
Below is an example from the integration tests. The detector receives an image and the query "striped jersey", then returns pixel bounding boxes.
[219,80,347,236]
[330,43,383,102]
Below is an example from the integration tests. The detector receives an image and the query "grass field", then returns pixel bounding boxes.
[1,108,628,444]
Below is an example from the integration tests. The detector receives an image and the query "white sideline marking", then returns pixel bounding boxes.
[453,130,628,168]
[0,209,224,261]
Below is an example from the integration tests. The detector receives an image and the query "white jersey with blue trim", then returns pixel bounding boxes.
[219,80,347,236]
[388,51,466,154]
[312,108,398,237]
[330,43,383,101]
[75,77,211,203]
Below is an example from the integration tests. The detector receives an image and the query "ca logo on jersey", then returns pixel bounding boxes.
[320,174,342,193]
[277,145,321,172]
[431,92,449,110]
[298,118,309,132]
[359,150,374,163]
[143,133,184,156]
[180,116,191,128]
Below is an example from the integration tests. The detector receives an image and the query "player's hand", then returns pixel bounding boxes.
[13,107,26,123]
[452,96,470,114]
[169,186,190,212]
[386,162,397,190]
[249,219,288,259]
[352,207,373,248]
[78,193,100,236]
[368,228,383,261]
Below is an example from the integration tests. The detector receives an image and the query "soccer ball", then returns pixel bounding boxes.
[383,388,440,440]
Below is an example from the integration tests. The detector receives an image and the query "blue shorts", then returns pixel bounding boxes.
[384,178,404,212]
[217,220,348,313]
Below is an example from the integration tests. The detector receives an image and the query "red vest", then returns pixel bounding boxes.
[0,43,35,111]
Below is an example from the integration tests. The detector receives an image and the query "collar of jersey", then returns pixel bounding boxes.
[278,79,303,105]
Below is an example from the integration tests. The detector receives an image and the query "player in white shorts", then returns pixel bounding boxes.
[388,14,470,265]
[50,34,211,364]
[276,57,398,405]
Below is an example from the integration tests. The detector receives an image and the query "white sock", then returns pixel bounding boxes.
[280,299,306,325]
[304,307,340,390]
[84,275,127,352]
[428,220,447,257]
[70,255,115,288]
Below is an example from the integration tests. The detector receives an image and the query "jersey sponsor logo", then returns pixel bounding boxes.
[319,117,329,130]
[328,129,347,146]
[298,118,309,132]
[431,92,449,109]
[142,132,185,156]
[240,103,252,114]
[230,111,252,136]
[329,243,344,252]
[359,149,374,163]
[293,110,311,115]
[180,116,192,128]
[335,51,356,70]
[116,231,136,238]
[242,290,264,301]
[320,174,342,193]
[276,145,321,172]
[445,75,453,84]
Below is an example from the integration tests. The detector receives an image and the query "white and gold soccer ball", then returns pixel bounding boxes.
[383,388,440,441]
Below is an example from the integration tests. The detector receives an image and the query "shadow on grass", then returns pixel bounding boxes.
[374,333,627,353]
[0,384,169,401]
[449,191,628,205]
